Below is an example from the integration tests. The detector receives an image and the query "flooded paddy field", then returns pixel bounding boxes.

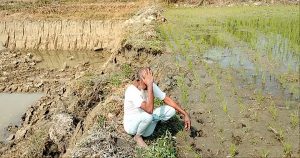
[159,5,299,157]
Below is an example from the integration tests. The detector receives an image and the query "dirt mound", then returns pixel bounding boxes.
[0,4,167,157]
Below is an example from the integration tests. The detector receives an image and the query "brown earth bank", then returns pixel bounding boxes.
[0,4,172,157]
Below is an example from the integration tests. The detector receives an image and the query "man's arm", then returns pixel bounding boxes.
[139,68,155,114]
[140,83,154,114]
[164,96,191,130]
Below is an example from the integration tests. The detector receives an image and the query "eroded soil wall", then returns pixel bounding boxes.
[0,20,123,50]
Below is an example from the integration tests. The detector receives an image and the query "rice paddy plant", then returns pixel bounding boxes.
[237,97,245,113]
[283,142,292,157]
[177,75,189,108]
[255,89,265,105]
[289,112,299,129]
[268,103,278,120]
[278,128,285,142]
[260,149,270,158]
[187,57,193,71]
[252,111,259,122]
[222,100,228,114]
[229,144,238,157]
[261,72,266,86]
[200,91,207,103]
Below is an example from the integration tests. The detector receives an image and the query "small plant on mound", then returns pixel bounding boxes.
[110,74,122,87]
[154,98,164,108]
[97,115,107,127]
[136,130,176,158]
[26,126,49,158]
[121,64,133,78]
[136,115,183,157]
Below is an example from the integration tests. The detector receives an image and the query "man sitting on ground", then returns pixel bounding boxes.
[123,67,191,147]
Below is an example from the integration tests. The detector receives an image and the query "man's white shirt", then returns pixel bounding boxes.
[123,83,166,119]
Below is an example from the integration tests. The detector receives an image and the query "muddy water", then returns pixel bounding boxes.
[0,93,43,141]
[203,45,299,101]
[31,50,111,69]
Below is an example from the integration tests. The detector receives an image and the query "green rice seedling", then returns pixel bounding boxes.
[232,86,238,96]
[261,73,266,87]
[187,57,194,71]
[255,89,265,105]
[229,144,238,157]
[250,137,258,145]
[177,75,189,108]
[200,91,207,103]
[278,128,285,142]
[237,97,245,113]
[253,111,259,122]
[283,142,292,157]
[289,112,299,129]
[260,149,270,158]
[268,104,278,120]
[222,101,228,114]
[226,72,233,83]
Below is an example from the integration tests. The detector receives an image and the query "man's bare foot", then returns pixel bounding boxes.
[134,135,148,148]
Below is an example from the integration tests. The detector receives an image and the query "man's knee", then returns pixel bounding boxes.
[142,113,153,123]
[168,106,176,117]
[162,106,176,118]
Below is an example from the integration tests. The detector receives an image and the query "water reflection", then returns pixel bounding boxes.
[203,46,299,101]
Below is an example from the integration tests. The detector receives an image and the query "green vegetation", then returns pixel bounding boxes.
[176,75,189,108]
[283,142,292,157]
[137,115,183,158]
[137,131,176,158]
[26,127,49,158]
[157,5,299,158]
[121,64,133,78]
[268,104,278,120]
[229,144,238,157]
[110,73,122,86]
[109,63,134,87]
[289,112,299,129]
[154,98,164,108]
[260,149,270,158]
[97,115,106,127]
[222,100,228,114]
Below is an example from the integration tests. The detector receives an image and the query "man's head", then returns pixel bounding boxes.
[135,67,151,90]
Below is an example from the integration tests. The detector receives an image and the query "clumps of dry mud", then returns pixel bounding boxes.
[121,5,166,55]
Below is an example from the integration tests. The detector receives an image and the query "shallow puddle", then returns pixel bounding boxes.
[31,50,110,69]
[203,46,298,101]
[0,93,43,141]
